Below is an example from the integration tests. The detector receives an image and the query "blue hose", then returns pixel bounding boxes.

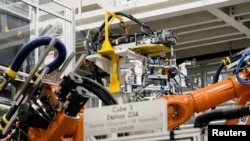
[235,48,250,85]
[10,36,67,74]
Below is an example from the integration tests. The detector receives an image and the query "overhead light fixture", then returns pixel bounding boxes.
[99,0,169,11]
[110,0,138,10]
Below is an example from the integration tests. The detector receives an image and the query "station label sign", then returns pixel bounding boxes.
[84,99,167,136]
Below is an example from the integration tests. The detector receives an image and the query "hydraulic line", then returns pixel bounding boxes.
[213,48,250,84]
[194,106,250,128]
[212,63,224,84]
[114,12,154,33]
[9,36,66,74]
[0,36,67,92]
[92,12,153,43]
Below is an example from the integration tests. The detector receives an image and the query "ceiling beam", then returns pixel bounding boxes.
[176,38,250,63]
[178,24,227,35]
[178,32,241,45]
[76,0,250,31]
[208,8,250,38]
[228,2,250,17]
[238,14,250,23]
[175,36,246,52]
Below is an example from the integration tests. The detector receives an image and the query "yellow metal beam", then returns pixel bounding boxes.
[97,10,124,93]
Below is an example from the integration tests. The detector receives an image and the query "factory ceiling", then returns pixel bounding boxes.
[73,0,250,65]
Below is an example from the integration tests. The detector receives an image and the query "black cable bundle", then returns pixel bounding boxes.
[80,76,118,105]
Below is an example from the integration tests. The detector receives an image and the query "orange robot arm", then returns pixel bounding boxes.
[160,72,250,129]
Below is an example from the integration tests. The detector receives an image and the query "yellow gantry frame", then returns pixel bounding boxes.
[97,10,124,93]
